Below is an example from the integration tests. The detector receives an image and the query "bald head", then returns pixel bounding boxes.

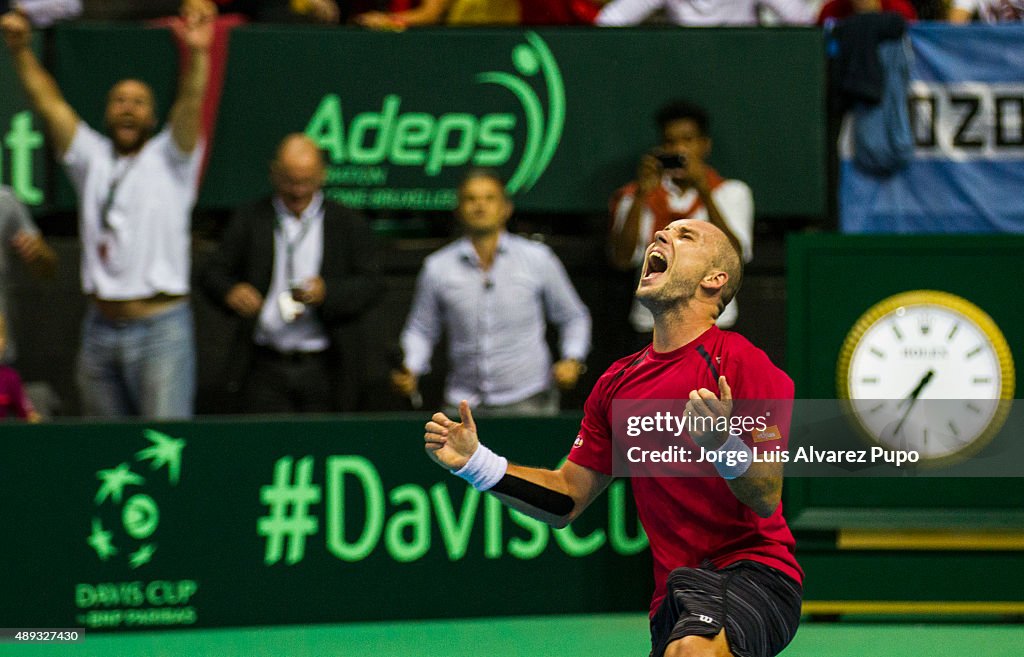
[271,134,326,216]
[274,133,325,171]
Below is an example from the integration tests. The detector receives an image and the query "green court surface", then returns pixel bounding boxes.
[6,615,1024,656]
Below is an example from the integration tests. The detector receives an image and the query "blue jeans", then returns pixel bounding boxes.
[77,301,195,418]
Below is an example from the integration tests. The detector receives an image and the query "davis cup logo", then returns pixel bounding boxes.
[76,430,199,629]
[86,430,185,568]
[305,32,566,209]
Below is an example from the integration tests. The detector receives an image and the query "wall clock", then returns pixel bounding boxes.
[837,290,1015,464]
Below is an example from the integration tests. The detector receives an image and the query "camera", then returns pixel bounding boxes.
[656,152,687,170]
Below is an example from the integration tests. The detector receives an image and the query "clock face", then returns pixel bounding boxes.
[838,291,1015,463]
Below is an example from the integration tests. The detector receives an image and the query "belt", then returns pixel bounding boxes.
[254,345,327,364]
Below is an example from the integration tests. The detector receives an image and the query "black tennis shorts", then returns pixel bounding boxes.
[649,561,803,657]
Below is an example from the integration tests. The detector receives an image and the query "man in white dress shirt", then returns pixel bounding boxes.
[392,169,591,416]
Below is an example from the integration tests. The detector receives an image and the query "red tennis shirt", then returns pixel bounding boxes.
[567,326,802,615]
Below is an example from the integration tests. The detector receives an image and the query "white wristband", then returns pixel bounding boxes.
[713,433,753,480]
[452,443,508,491]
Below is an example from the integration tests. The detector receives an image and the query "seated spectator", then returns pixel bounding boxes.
[948,0,1023,22]
[354,0,520,29]
[818,0,917,23]
[519,0,602,24]
[0,0,81,27]
[113,0,339,22]
[352,0,601,28]
[595,0,815,26]
[208,0,340,22]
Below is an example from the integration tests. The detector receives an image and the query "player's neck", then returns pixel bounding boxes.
[651,307,715,353]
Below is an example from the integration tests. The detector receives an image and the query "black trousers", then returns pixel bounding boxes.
[243,346,333,413]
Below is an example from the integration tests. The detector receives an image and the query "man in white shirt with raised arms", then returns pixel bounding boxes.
[1,1,214,417]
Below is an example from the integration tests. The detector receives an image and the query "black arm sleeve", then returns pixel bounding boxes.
[490,474,575,517]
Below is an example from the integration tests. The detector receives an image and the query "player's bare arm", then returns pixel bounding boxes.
[722,460,782,519]
[685,375,782,518]
[1,10,78,155]
[425,400,613,528]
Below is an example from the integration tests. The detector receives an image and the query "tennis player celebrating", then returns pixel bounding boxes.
[424,219,801,657]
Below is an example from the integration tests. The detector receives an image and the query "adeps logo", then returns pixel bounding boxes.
[476,32,565,194]
[305,32,565,208]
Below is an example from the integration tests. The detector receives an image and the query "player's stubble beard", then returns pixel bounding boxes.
[635,269,700,320]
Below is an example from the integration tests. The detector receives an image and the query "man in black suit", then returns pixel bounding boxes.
[200,133,382,412]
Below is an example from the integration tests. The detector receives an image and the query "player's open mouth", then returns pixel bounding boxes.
[642,250,668,283]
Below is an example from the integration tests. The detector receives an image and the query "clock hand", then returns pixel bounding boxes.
[897,369,935,408]
[893,369,936,437]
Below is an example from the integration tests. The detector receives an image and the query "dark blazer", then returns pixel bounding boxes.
[200,197,383,411]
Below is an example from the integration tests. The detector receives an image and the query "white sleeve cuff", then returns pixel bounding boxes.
[713,433,753,480]
[452,443,508,491]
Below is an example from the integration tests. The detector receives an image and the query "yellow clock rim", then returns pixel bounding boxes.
[835,289,1016,465]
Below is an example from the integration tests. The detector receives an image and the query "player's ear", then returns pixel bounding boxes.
[701,270,728,293]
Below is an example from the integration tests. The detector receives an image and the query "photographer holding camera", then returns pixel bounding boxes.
[608,99,753,338]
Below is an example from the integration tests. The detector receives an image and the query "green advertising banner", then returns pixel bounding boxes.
[0,34,47,209]
[0,415,650,632]
[48,25,825,216]
[207,27,825,215]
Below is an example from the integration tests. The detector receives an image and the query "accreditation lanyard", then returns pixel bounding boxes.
[276,211,317,284]
[100,153,139,232]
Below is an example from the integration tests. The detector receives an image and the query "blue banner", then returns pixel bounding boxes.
[840,24,1024,233]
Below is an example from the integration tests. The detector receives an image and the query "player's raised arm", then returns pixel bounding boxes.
[1,9,79,155]
[424,401,612,528]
